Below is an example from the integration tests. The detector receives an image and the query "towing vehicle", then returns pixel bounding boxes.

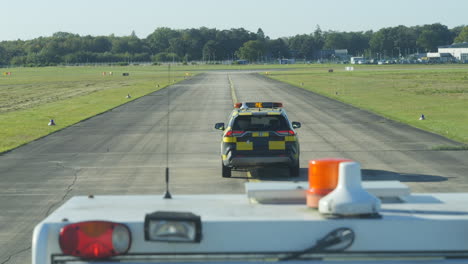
[215,102,301,178]
[33,158,468,264]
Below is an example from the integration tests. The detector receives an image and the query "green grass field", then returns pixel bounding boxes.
[1,64,467,153]
[0,65,194,153]
[264,64,468,144]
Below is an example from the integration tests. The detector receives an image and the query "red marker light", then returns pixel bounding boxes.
[273,102,283,107]
[234,103,242,108]
[225,130,243,137]
[276,130,295,135]
[59,221,131,259]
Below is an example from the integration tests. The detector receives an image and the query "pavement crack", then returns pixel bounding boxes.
[2,161,80,264]
[0,246,31,264]
[45,162,80,216]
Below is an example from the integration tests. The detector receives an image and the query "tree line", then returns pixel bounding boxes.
[0,24,467,66]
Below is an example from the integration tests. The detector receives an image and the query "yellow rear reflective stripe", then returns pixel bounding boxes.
[285,136,296,142]
[269,141,285,150]
[252,132,269,137]
[237,142,253,150]
[223,137,237,143]
[267,112,281,115]
[239,112,252,115]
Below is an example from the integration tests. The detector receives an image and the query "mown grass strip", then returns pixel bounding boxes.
[431,145,468,151]
[264,64,468,144]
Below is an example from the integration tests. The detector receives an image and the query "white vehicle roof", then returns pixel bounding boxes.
[33,180,468,264]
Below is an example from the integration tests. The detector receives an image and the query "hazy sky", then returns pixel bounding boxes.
[1,0,466,41]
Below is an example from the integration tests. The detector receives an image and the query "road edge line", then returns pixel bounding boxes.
[228,74,238,104]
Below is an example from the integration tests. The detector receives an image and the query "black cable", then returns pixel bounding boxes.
[279,227,355,261]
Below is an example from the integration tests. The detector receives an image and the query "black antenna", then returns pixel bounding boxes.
[163,63,172,199]
[163,167,172,199]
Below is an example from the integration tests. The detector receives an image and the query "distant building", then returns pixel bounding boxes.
[318,49,348,61]
[350,56,365,64]
[438,43,468,63]
[278,59,295,64]
[236,60,249,65]
[427,52,454,63]
[334,49,348,59]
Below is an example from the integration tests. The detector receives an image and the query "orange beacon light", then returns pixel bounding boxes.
[306,158,352,208]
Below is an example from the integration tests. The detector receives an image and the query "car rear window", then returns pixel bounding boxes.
[232,116,289,131]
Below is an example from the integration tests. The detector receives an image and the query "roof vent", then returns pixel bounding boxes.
[319,161,381,217]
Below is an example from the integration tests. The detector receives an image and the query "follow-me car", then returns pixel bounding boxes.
[214,102,301,178]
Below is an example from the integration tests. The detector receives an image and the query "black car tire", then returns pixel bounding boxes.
[222,162,232,178]
[289,162,300,177]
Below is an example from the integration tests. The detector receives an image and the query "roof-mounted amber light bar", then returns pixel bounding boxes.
[234,102,283,109]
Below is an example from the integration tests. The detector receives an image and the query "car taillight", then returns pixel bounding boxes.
[59,221,131,259]
[225,130,244,137]
[276,130,295,135]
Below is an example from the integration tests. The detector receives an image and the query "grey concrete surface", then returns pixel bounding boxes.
[1,71,468,263]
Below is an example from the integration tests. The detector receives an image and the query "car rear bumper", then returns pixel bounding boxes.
[230,156,293,167]
[222,144,299,169]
